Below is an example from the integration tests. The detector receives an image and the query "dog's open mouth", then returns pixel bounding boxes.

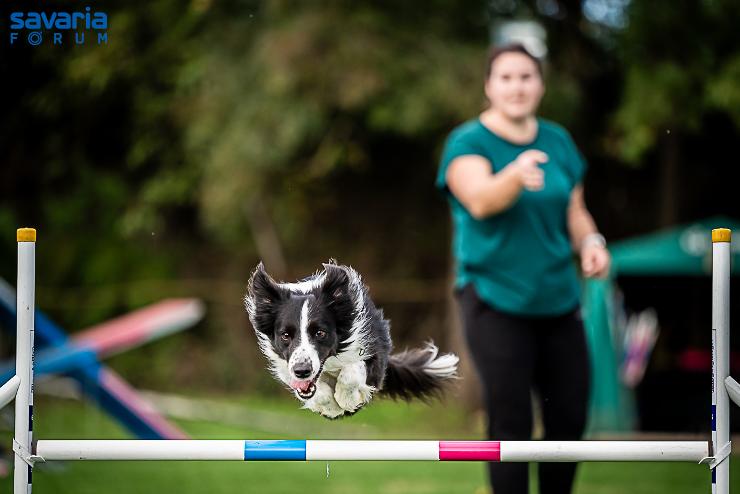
[290,361,325,400]
[291,379,318,400]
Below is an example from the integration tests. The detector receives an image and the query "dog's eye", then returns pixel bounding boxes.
[280,331,291,342]
[315,330,326,339]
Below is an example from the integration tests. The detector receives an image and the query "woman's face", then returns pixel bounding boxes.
[484,52,544,121]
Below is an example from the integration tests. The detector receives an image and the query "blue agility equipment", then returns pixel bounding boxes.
[0,278,203,439]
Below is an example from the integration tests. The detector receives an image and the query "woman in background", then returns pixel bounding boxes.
[436,44,610,494]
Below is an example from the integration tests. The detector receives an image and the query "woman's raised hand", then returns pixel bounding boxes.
[511,150,548,191]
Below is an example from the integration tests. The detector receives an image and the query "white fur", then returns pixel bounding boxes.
[333,361,375,412]
[287,300,321,381]
[419,342,459,378]
[303,378,345,418]
[281,272,326,294]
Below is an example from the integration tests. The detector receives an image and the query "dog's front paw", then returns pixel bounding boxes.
[334,381,374,412]
[334,363,374,412]
[303,381,345,419]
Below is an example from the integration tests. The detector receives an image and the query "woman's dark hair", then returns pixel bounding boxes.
[485,43,543,80]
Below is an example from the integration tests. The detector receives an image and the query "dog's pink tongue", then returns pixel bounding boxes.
[290,380,312,392]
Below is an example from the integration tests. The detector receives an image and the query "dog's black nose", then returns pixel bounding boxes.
[293,362,312,379]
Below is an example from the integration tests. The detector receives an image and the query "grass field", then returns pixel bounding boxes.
[1,393,735,493]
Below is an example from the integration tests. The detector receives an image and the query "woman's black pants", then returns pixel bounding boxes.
[457,285,590,494]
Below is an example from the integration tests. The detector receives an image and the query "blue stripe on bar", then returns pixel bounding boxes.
[712,468,716,484]
[712,405,716,431]
[244,440,306,461]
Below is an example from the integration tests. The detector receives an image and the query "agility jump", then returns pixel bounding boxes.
[3,228,739,493]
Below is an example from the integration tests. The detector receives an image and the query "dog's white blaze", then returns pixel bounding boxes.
[288,299,321,380]
[300,298,310,332]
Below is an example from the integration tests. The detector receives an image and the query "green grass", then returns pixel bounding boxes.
[1,394,735,493]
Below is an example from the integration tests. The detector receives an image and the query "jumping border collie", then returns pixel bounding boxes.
[245,261,459,418]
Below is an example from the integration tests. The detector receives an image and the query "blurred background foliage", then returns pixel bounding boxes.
[2,0,740,395]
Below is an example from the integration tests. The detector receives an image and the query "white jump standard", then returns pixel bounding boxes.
[3,227,740,494]
[711,228,733,493]
[14,228,37,494]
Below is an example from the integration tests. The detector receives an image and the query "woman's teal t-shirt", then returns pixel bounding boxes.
[436,118,586,317]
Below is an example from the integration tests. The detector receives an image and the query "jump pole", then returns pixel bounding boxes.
[711,228,732,492]
[14,228,37,494]
[6,228,738,494]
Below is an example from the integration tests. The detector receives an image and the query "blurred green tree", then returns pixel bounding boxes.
[610,0,740,225]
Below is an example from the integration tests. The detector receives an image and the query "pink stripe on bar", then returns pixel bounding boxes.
[439,441,501,461]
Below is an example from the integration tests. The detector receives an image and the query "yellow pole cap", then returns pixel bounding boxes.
[17,228,36,242]
[712,228,731,243]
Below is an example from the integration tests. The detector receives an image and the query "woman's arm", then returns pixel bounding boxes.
[567,185,610,278]
[446,150,548,219]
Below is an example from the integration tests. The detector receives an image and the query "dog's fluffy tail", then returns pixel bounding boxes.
[381,342,459,401]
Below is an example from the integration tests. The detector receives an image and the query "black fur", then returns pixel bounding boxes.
[382,347,450,401]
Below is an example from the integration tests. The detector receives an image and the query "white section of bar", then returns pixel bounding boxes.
[14,241,35,494]
[712,238,731,494]
[307,440,439,460]
[500,441,708,462]
[0,375,20,410]
[35,440,246,460]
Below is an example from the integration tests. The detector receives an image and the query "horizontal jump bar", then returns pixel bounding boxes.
[34,440,710,462]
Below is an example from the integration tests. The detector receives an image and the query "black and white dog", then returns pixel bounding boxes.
[245,262,459,418]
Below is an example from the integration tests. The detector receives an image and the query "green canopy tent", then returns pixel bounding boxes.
[583,216,740,432]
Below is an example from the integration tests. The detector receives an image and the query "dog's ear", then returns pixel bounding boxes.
[321,263,350,300]
[320,264,355,326]
[245,262,287,335]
